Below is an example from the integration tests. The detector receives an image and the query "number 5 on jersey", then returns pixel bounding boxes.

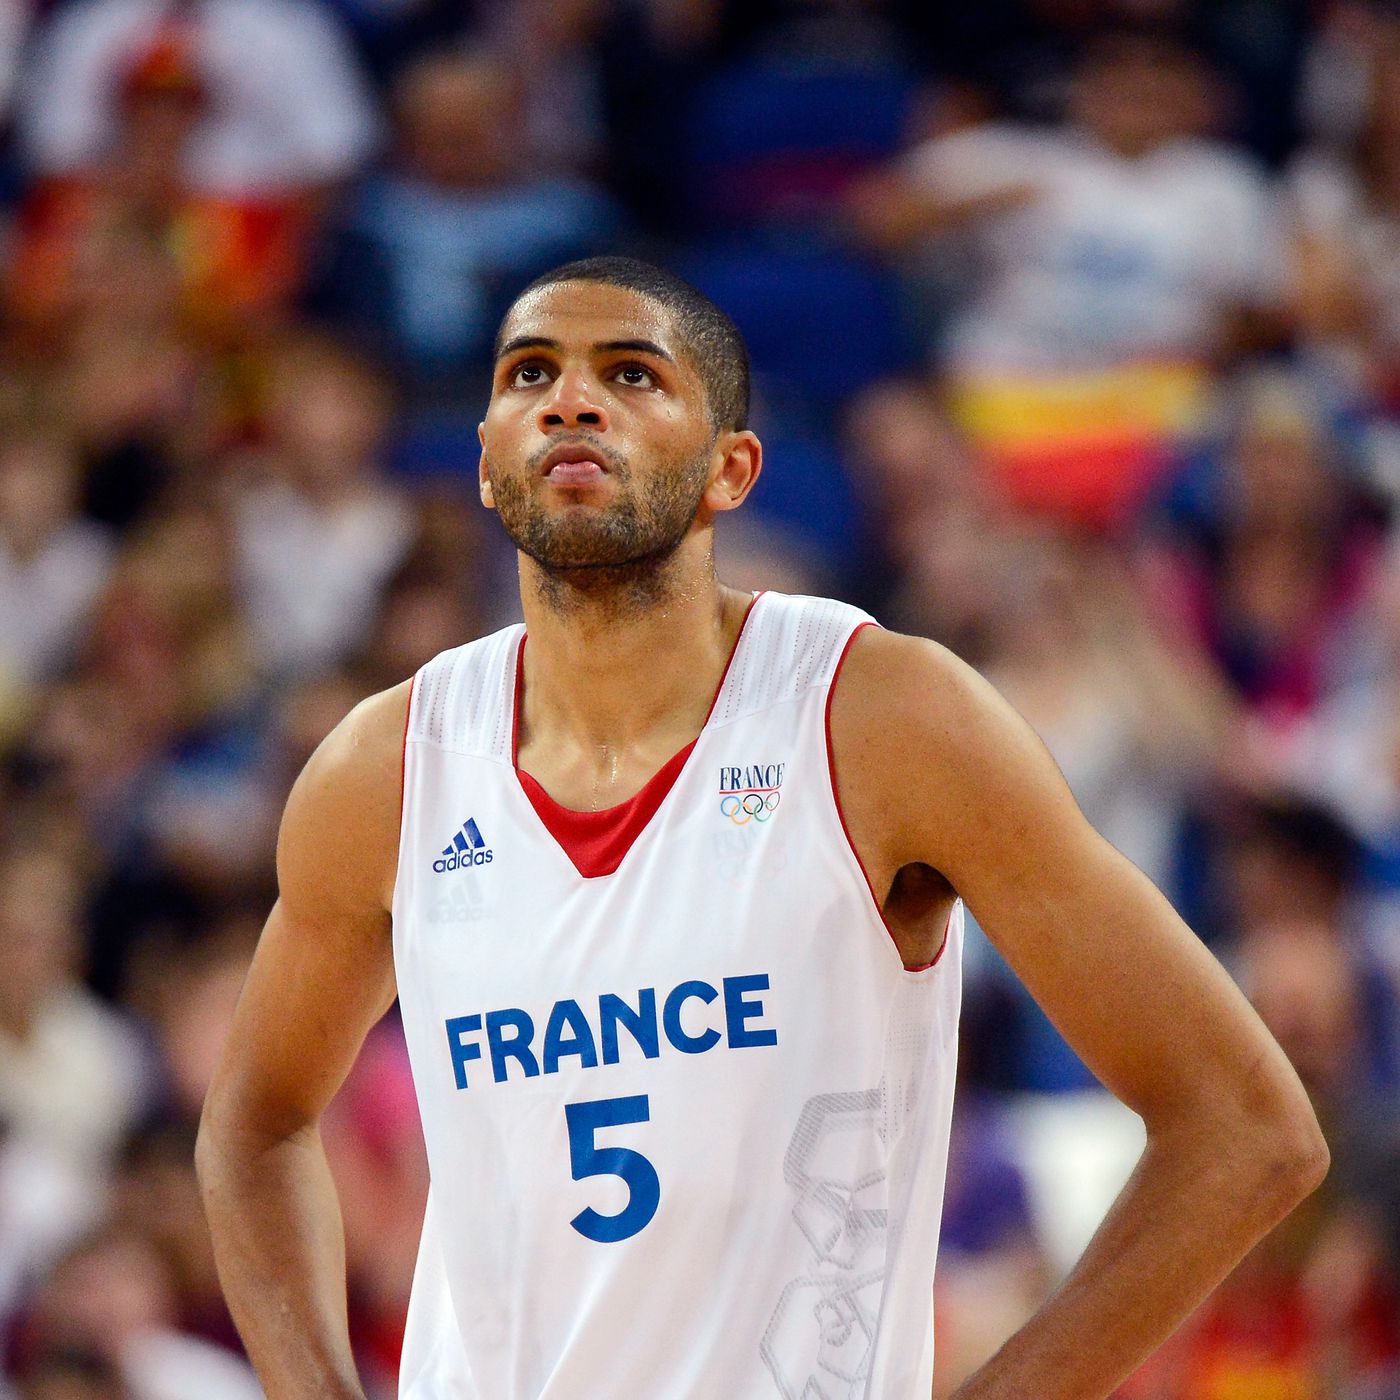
[565,1096,660,1243]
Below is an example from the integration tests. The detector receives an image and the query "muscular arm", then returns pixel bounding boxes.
[829,630,1328,1400]
[195,681,411,1400]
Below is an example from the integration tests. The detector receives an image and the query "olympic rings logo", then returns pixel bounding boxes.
[719,791,781,825]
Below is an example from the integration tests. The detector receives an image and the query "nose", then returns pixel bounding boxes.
[536,367,609,435]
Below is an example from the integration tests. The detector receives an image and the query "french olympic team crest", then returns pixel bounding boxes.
[718,762,785,826]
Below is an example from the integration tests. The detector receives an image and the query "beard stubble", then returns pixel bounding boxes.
[486,440,713,612]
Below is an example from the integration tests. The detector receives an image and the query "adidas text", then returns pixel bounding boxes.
[434,848,494,873]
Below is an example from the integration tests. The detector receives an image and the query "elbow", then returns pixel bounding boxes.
[1283,1109,1331,1201]
[195,1083,315,1201]
[1249,1094,1330,1220]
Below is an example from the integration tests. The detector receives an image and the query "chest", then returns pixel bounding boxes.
[404,705,841,972]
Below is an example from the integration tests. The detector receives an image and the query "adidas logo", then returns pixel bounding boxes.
[433,818,494,873]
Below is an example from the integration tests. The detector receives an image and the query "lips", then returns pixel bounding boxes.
[547,461,605,486]
[541,442,609,486]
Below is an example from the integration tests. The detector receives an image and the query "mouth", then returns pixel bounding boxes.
[541,442,610,486]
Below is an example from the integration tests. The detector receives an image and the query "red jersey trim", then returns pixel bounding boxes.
[824,621,951,974]
[512,592,763,880]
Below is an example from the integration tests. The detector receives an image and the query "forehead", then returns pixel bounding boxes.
[497,281,683,358]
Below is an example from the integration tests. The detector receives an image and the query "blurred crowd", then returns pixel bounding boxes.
[0,0,1398,1396]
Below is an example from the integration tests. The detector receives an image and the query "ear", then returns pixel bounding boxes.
[477,423,495,509]
[703,431,762,513]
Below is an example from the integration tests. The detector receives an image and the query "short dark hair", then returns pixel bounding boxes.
[496,256,751,432]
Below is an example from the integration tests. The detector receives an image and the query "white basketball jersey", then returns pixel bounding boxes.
[392,591,963,1400]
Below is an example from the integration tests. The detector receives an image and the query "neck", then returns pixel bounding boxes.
[516,535,750,754]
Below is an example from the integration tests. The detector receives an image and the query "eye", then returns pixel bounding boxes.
[508,361,551,388]
[614,364,655,388]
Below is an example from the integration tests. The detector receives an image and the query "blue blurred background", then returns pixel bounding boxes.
[0,1,1398,1396]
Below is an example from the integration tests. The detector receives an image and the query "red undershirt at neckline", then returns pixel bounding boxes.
[514,740,698,879]
[511,593,762,879]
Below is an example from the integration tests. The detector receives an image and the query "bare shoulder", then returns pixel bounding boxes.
[290,678,413,808]
[279,678,414,919]
[831,625,1004,740]
[829,624,1080,882]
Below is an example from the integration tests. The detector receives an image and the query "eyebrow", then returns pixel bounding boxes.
[495,335,676,365]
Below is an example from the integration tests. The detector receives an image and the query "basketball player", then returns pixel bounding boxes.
[197,258,1327,1399]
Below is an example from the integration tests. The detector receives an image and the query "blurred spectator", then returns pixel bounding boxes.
[17,0,377,199]
[0,427,114,695]
[9,13,326,337]
[982,530,1229,893]
[56,317,203,535]
[8,148,264,345]
[1209,793,1398,1083]
[0,844,149,1167]
[353,494,489,694]
[0,1128,103,1353]
[483,0,612,178]
[8,500,262,997]
[225,335,413,678]
[310,50,619,396]
[1298,0,1400,150]
[111,1118,240,1356]
[841,377,1006,647]
[82,504,268,905]
[18,675,168,862]
[325,1,614,177]
[1288,5,1400,427]
[0,841,151,1349]
[1217,797,1361,941]
[90,502,256,735]
[1145,367,1387,759]
[851,23,1282,528]
[8,1225,260,1400]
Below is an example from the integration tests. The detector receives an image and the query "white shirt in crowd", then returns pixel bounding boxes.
[0,519,113,685]
[126,1329,266,1400]
[232,480,413,678]
[18,0,379,196]
[905,123,1283,375]
[0,987,149,1167]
